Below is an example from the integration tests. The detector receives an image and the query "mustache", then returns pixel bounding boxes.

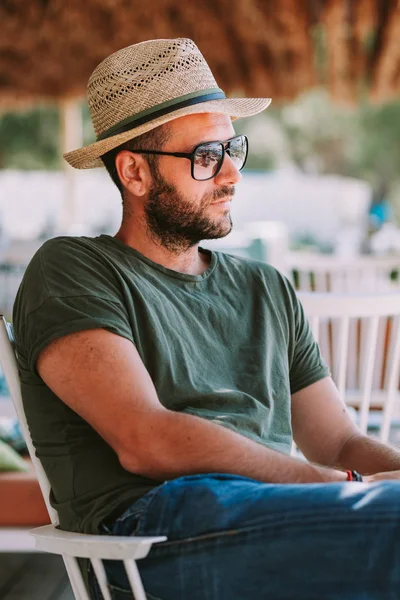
[211,186,236,202]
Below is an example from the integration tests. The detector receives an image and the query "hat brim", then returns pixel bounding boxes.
[64,97,271,169]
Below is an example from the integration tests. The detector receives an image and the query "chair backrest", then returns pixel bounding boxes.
[287,252,400,293]
[0,315,59,524]
[289,252,400,392]
[298,292,400,443]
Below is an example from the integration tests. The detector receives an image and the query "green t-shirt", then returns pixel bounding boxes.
[13,235,329,534]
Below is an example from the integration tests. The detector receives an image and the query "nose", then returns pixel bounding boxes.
[214,153,242,186]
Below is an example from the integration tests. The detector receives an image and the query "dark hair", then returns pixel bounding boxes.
[101,123,171,197]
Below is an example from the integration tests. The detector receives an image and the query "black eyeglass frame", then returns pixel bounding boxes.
[128,134,249,181]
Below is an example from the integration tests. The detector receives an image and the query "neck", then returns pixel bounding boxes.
[114,219,210,276]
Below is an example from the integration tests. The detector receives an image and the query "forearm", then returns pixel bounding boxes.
[121,409,348,484]
[335,433,400,475]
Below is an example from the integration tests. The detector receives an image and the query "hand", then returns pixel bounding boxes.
[363,470,400,483]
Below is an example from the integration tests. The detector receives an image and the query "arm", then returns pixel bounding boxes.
[37,328,348,484]
[336,433,400,475]
[291,376,400,475]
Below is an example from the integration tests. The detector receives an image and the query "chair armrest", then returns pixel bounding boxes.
[30,524,167,560]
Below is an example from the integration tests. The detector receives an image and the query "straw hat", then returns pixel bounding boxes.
[64,38,271,169]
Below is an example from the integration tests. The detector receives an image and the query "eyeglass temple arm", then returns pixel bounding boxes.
[127,149,192,160]
[128,136,246,160]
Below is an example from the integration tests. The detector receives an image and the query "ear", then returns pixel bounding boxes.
[115,150,151,197]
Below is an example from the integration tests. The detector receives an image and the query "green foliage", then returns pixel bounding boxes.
[81,102,96,145]
[0,106,61,170]
[268,89,400,221]
[269,89,400,187]
[355,102,400,186]
[240,151,276,171]
[234,115,277,171]
[270,90,357,176]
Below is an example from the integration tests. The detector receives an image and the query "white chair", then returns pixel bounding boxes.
[298,292,400,444]
[0,315,166,600]
[286,252,400,293]
[288,252,400,391]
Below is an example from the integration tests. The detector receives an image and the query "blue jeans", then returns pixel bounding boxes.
[89,473,400,599]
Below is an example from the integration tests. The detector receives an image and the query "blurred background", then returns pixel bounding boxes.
[1,2,400,597]
[1,0,400,321]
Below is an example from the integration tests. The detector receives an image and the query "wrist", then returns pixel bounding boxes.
[312,465,349,483]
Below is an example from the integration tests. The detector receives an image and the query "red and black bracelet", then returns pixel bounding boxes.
[346,470,363,482]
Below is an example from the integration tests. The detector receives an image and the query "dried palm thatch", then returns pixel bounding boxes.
[0,0,400,108]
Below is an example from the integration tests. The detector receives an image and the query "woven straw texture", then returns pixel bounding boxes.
[64,38,271,169]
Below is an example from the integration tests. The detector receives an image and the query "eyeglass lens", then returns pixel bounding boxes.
[193,136,247,181]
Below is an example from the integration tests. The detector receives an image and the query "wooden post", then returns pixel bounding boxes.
[59,100,83,234]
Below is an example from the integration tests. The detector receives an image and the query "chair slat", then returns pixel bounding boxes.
[91,558,113,600]
[346,318,358,389]
[315,271,327,291]
[310,316,320,343]
[335,316,350,400]
[123,559,148,600]
[63,555,92,600]
[371,318,386,389]
[358,316,379,433]
[380,316,400,442]
[299,270,311,291]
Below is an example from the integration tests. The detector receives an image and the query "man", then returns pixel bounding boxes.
[13,38,400,599]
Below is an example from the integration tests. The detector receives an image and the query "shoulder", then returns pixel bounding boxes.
[217,251,295,296]
[13,236,135,370]
[39,235,105,262]
[14,236,122,320]
[34,235,116,281]
[23,235,103,272]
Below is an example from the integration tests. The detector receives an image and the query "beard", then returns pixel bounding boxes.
[144,165,235,253]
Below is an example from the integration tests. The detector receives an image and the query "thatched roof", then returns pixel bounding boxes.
[1,0,400,107]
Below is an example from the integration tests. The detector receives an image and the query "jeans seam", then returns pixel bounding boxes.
[143,514,400,555]
[90,518,400,598]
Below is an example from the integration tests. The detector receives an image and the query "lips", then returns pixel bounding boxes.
[210,198,231,205]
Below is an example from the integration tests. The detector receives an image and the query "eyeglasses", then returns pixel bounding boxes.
[129,134,249,181]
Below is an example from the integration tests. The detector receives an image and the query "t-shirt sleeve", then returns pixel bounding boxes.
[273,272,331,395]
[289,290,331,394]
[13,237,134,373]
